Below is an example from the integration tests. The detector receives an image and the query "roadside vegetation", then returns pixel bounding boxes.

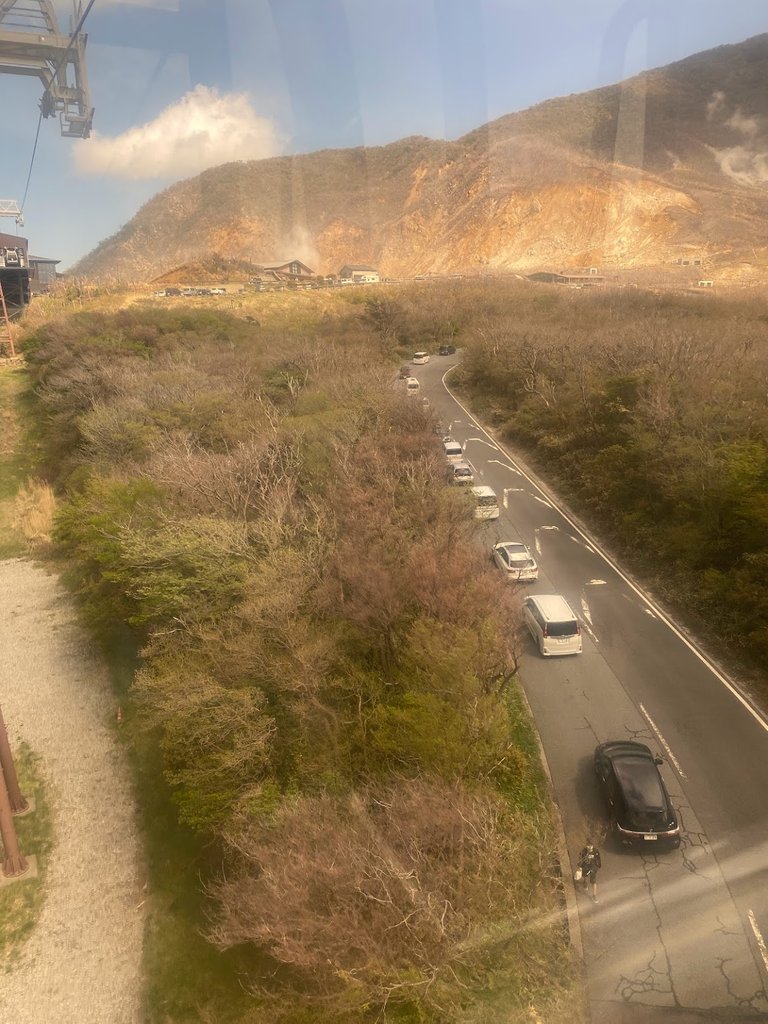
[20,296,581,1023]
[450,284,768,682]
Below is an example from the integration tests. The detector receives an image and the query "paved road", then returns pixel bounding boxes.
[414,356,768,1023]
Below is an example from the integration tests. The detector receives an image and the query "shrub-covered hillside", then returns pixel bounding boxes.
[22,300,579,1024]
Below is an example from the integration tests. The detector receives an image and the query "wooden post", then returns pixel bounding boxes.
[0,762,27,877]
[0,705,27,813]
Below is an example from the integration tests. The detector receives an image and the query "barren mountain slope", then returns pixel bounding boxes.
[73,34,768,280]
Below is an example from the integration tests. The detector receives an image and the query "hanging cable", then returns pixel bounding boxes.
[20,110,44,214]
[20,0,98,221]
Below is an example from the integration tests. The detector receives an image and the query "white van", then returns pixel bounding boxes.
[405,377,420,396]
[412,351,430,364]
[523,594,582,656]
[471,485,500,520]
[443,439,463,461]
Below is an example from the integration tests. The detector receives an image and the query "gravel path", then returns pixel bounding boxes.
[0,559,144,1024]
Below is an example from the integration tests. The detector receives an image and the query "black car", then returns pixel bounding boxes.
[438,344,456,356]
[594,741,680,849]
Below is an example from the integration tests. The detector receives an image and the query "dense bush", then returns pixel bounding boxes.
[23,303,572,1021]
[453,285,768,675]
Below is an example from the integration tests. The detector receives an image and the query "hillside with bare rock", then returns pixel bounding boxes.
[73,33,768,281]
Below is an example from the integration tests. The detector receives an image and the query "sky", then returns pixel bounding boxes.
[1,0,766,270]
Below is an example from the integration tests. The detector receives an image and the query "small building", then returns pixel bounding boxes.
[260,259,315,280]
[697,279,714,288]
[29,255,61,294]
[527,271,605,286]
[338,264,380,284]
[0,232,30,307]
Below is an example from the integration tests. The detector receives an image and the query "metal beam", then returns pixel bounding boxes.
[0,1,93,138]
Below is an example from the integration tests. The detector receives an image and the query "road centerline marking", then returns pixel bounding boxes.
[639,703,687,780]
[748,910,768,974]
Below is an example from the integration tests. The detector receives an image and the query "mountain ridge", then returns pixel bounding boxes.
[73,33,768,281]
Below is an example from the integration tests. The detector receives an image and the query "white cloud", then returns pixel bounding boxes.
[73,86,282,180]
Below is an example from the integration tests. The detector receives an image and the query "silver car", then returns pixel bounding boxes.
[491,541,539,582]
[451,460,474,484]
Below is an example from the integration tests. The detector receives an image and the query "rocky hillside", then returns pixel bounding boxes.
[73,33,768,281]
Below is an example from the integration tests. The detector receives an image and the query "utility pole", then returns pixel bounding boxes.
[0,764,27,877]
[0,704,27,813]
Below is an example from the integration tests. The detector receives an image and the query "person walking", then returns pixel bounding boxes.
[578,842,602,902]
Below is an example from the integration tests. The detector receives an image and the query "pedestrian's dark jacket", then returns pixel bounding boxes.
[579,846,601,875]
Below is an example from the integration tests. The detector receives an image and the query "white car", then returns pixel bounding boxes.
[450,460,474,485]
[491,541,539,582]
[412,351,430,364]
[443,439,463,461]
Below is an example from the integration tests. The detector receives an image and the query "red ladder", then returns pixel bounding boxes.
[0,282,16,358]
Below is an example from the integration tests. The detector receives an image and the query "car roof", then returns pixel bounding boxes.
[526,594,576,619]
[471,485,496,497]
[496,541,528,553]
[453,460,472,470]
[444,439,462,449]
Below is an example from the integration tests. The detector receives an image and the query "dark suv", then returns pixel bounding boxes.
[438,344,456,355]
[594,741,680,849]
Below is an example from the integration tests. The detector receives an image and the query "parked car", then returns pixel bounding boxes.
[412,351,430,364]
[470,485,500,520]
[443,439,463,461]
[523,594,582,655]
[450,459,474,484]
[164,287,181,296]
[209,287,226,294]
[405,377,420,396]
[491,541,539,581]
[594,741,681,849]
[399,365,411,379]
[438,344,456,356]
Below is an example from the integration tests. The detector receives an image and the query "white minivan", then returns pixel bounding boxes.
[523,594,582,656]
[443,439,463,461]
[405,377,420,396]
[471,485,500,520]
[412,351,430,364]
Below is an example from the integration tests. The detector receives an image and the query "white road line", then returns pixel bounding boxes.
[440,367,768,738]
[503,490,508,509]
[532,495,553,508]
[588,579,607,586]
[534,532,542,555]
[580,595,593,625]
[639,703,687,780]
[569,534,595,552]
[748,911,768,974]
[581,621,599,645]
[488,459,521,473]
[644,608,658,619]
[466,437,500,451]
[540,525,559,531]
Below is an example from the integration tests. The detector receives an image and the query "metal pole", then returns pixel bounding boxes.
[0,705,27,813]
[0,762,28,877]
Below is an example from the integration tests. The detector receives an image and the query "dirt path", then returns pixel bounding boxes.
[0,559,144,1024]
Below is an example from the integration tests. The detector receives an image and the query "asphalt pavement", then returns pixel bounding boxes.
[412,354,768,1023]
